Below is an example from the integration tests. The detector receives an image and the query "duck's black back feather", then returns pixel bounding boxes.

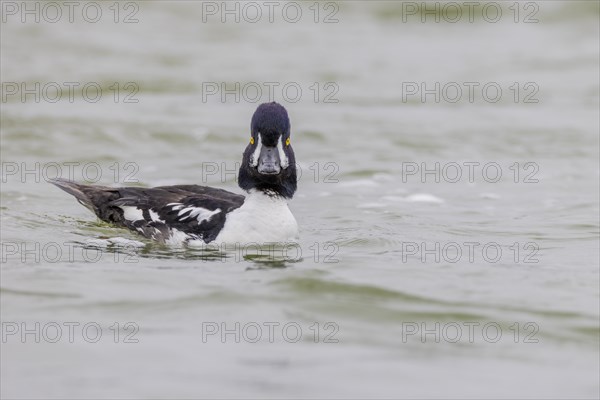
[50,179,244,243]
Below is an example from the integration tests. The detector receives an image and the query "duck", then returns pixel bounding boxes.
[51,102,299,245]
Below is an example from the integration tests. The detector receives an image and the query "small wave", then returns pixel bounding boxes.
[403,194,445,204]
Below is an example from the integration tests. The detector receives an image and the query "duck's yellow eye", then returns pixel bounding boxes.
[285,137,290,146]
[250,137,254,145]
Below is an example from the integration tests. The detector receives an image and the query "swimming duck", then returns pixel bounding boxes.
[51,102,299,245]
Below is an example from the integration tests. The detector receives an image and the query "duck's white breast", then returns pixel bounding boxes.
[214,190,299,244]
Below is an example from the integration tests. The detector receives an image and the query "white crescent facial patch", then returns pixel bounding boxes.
[250,134,262,167]
[277,136,289,169]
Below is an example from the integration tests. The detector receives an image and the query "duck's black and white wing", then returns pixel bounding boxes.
[51,179,245,243]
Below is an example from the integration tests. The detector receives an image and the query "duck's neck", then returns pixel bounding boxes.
[245,189,289,204]
[237,166,297,199]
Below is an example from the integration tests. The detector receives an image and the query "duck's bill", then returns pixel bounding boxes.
[257,146,281,175]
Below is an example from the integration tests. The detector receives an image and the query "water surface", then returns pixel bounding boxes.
[1,1,599,398]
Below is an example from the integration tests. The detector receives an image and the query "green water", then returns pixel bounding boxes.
[1,1,599,398]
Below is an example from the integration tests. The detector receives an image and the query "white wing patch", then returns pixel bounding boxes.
[149,210,162,222]
[122,206,144,222]
[121,206,164,223]
[169,203,221,224]
[166,202,184,211]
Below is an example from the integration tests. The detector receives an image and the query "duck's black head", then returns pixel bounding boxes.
[238,102,297,198]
